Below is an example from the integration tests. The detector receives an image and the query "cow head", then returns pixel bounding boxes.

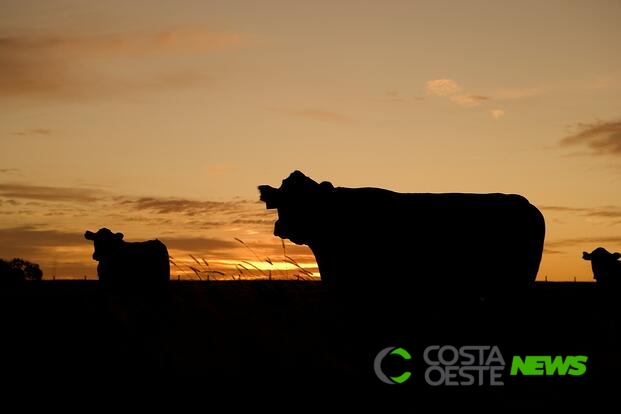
[583,247,621,263]
[583,247,621,283]
[84,228,124,262]
[259,170,335,245]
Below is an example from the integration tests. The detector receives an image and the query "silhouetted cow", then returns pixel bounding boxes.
[259,171,546,299]
[84,228,170,291]
[583,247,621,288]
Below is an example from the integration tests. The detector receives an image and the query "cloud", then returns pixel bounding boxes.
[425,79,462,96]
[0,168,20,175]
[10,128,53,136]
[0,187,286,277]
[0,225,84,248]
[450,94,489,107]
[545,236,621,250]
[543,248,564,255]
[0,183,101,202]
[0,226,244,277]
[541,205,621,221]
[231,219,274,226]
[0,226,90,273]
[0,185,269,229]
[0,29,245,99]
[118,197,253,216]
[540,205,591,213]
[559,119,621,156]
[424,79,491,111]
[0,30,243,60]
[269,107,349,122]
[179,220,228,229]
[0,199,19,207]
[490,109,505,119]
[160,236,239,255]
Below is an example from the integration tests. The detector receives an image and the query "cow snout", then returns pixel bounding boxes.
[258,185,280,209]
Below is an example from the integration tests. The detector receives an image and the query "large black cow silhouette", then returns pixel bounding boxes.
[259,171,545,299]
[84,228,170,291]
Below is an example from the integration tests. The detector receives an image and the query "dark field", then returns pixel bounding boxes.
[1,280,619,402]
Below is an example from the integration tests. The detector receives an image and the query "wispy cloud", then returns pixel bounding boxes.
[0,188,296,277]
[118,197,253,216]
[0,185,268,226]
[559,119,621,156]
[0,168,20,175]
[0,29,246,99]
[0,226,91,275]
[160,235,239,256]
[540,205,591,213]
[0,183,101,202]
[545,236,621,250]
[0,225,85,249]
[269,107,349,122]
[231,219,274,226]
[425,79,462,96]
[0,225,247,276]
[0,30,243,57]
[10,128,53,136]
[541,204,621,221]
[450,94,489,107]
[425,78,491,109]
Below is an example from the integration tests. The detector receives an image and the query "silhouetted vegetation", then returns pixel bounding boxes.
[0,258,43,284]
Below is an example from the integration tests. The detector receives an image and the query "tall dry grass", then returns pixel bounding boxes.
[169,238,316,281]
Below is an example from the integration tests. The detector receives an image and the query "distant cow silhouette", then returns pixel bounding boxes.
[259,171,546,299]
[84,228,170,291]
[583,247,621,288]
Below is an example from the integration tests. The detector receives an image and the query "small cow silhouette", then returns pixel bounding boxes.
[84,228,170,291]
[583,247,621,288]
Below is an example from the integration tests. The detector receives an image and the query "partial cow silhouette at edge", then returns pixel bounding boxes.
[583,247,621,289]
[259,170,546,301]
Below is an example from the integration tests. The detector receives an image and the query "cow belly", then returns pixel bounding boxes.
[308,199,544,295]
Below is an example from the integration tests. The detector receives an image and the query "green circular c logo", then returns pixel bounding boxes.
[374,347,412,384]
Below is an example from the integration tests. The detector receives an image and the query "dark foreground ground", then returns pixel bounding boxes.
[0,280,619,404]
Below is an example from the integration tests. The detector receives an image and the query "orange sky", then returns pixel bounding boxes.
[1,0,620,280]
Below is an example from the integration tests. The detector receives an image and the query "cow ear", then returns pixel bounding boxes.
[85,231,95,240]
[115,232,124,240]
[582,252,591,260]
[614,252,621,260]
